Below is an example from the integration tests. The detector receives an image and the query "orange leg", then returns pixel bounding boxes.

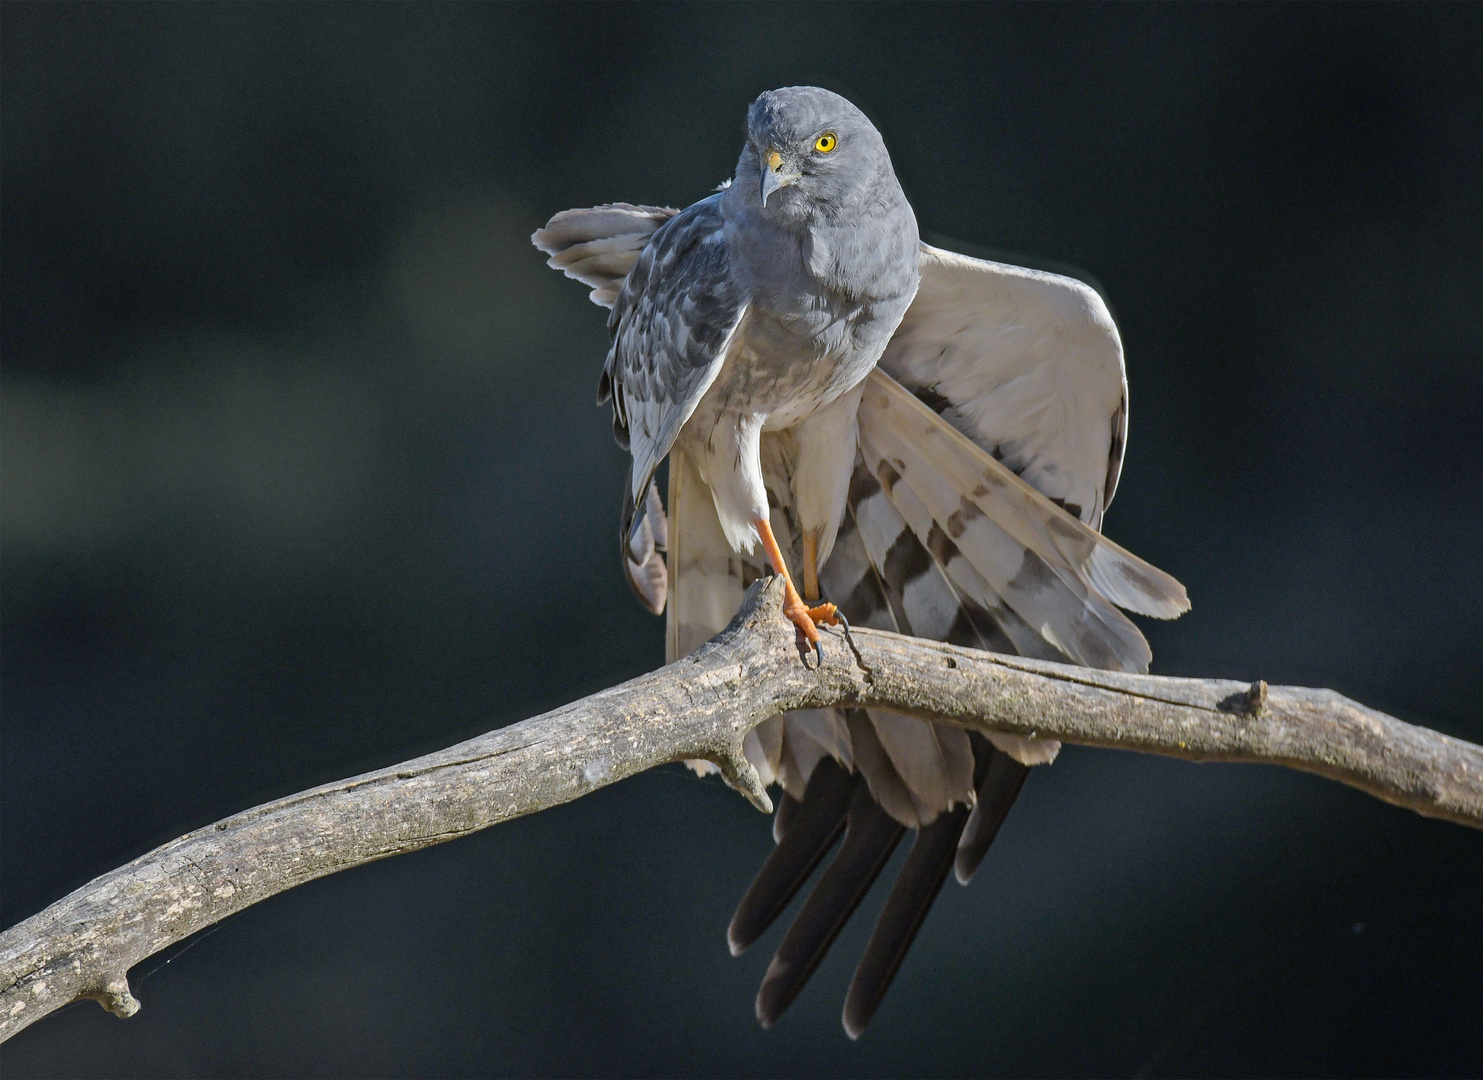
[755,518,839,650]
[802,529,821,602]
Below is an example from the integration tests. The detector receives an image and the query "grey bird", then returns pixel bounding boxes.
[534,86,1189,1038]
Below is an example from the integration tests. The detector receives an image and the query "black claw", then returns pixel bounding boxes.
[814,637,825,666]
[832,610,873,680]
[793,623,820,670]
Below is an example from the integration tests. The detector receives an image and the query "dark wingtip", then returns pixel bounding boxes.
[953,747,1030,885]
[773,791,801,844]
[751,788,905,1029]
[727,761,855,956]
[843,806,969,1036]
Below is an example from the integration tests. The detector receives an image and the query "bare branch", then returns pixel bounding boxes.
[3,578,1479,1042]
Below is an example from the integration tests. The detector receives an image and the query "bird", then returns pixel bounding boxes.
[533,86,1189,1039]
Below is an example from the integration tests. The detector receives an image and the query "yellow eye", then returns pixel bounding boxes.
[814,133,837,153]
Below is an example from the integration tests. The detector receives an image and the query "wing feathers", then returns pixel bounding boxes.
[955,741,1031,885]
[859,370,1187,652]
[843,803,971,1039]
[622,482,668,615]
[881,242,1129,525]
[755,783,906,1030]
[729,758,858,957]
[531,202,678,308]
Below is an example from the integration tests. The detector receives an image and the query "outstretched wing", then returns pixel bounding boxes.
[857,368,1187,668]
[880,243,1134,530]
[532,202,680,307]
[729,244,1189,1036]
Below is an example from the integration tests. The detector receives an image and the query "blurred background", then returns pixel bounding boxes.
[3,4,1481,1076]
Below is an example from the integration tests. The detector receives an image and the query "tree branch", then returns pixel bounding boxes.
[3,578,1479,1042]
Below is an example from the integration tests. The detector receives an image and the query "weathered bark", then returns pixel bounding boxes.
[3,578,1479,1042]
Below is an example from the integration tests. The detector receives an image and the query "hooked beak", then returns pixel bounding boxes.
[759,148,796,206]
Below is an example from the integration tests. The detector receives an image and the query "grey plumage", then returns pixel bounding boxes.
[532,86,1190,1036]
[538,202,680,307]
[598,193,747,505]
[601,88,920,561]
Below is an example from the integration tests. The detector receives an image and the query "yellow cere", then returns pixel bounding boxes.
[814,133,837,153]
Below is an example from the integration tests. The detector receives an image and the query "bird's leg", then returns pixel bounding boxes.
[802,529,821,602]
[802,527,869,672]
[755,518,840,651]
[801,528,840,623]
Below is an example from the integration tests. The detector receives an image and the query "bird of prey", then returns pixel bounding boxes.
[533,86,1188,1038]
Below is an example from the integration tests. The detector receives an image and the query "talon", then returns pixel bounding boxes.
[753,516,839,663]
[805,602,840,626]
[782,593,824,646]
[833,609,874,679]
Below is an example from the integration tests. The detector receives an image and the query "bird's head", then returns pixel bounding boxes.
[738,87,896,221]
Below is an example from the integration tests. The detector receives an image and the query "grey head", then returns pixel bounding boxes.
[732,86,902,226]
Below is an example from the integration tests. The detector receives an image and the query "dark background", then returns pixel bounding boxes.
[3,3,1481,1076]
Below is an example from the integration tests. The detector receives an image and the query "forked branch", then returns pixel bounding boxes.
[3,578,1479,1042]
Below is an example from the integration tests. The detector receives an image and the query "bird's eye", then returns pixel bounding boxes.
[814,133,837,153]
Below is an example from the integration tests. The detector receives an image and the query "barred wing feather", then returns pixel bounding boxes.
[857,369,1186,671]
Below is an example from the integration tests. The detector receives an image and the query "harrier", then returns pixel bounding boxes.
[533,86,1187,1037]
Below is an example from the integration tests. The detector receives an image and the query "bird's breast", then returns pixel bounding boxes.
[695,289,913,435]
[692,204,919,436]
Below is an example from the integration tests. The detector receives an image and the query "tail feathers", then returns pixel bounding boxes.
[986,731,1060,767]
[729,758,858,956]
[778,709,854,799]
[955,739,1031,885]
[846,709,933,830]
[742,716,786,789]
[755,783,907,1029]
[843,803,971,1039]
[666,447,746,664]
